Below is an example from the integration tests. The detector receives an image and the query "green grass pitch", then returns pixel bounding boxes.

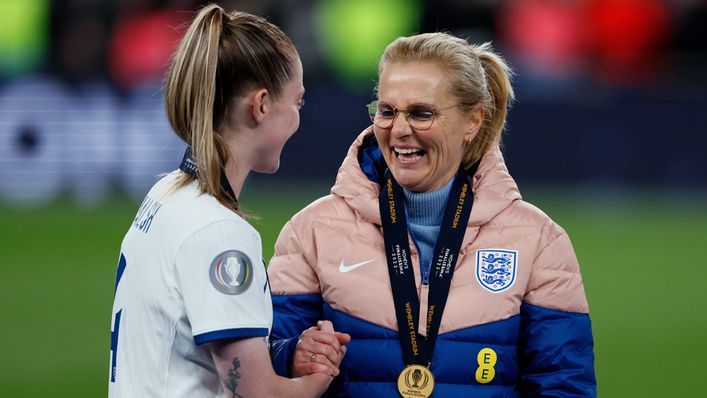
[1,186,705,397]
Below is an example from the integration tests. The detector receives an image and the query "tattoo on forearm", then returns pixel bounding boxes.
[222,357,244,398]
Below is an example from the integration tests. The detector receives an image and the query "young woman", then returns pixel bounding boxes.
[109,5,347,397]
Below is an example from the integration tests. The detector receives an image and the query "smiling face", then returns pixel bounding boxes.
[252,57,305,174]
[374,61,483,192]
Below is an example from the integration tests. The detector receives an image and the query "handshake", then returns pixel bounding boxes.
[291,320,351,378]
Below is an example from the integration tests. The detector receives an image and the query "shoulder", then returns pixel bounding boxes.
[497,199,566,238]
[478,199,569,260]
[288,193,357,230]
[155,173,259,246]
[175,216,262,282]
[184,217,259,248]
[276,192,375,257]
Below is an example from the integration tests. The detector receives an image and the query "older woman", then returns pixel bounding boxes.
[268,32,596,397]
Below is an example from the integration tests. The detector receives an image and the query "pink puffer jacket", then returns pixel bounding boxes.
[268,130,595,397]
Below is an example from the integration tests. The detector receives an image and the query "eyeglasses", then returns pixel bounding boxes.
[366,100,463,130]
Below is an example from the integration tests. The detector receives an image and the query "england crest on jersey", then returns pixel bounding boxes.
[476,249,517,293]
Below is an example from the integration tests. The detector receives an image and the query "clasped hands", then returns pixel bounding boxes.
[292,320,351,377]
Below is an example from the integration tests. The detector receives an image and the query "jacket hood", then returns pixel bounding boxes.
[331,129,522,228]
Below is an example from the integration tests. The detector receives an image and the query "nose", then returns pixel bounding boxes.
[390,110,412,139]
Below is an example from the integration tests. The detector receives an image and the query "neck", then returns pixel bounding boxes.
[222,136,254,199]
[403,176,455,226]
[222,161,248,199]
[224,150,250,198]
[219,107,262,198]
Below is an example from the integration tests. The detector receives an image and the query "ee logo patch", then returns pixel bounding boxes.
[475,347,497,384]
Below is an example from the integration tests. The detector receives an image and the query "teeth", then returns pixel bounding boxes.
[395,147,421,154]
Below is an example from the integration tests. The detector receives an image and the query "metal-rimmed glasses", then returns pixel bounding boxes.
[366,100,463,130]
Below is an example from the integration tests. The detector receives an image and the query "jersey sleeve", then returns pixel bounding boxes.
[174,219,271,345]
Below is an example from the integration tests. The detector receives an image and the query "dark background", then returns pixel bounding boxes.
[1,0,705,207]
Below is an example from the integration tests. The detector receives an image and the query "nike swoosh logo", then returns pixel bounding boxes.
[339,259,375,273]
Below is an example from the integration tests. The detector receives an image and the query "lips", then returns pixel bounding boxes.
[393,146,426,163]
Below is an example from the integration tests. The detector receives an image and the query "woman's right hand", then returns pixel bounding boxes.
[292,320,351,377]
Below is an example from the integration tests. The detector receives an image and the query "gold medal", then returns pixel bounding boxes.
[397,364,435,397]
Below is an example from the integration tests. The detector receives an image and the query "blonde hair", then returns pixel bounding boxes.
[378,32,515,170]
[164,4,298,212]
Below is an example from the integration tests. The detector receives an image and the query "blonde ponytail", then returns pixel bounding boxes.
[165,4,228,205]
[164,4,297,212]
[463,42,515,169]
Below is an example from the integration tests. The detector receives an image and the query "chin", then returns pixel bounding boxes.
[260,165,280,174]
[391,171,425,192]
[253,160,280,174]
[387,158,433,191]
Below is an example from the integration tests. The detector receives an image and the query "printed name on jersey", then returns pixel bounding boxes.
[475,249,518,293]
[209,250,253,295]
[132,195,162,234]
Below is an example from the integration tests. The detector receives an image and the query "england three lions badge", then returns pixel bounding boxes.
[476,249,517,293]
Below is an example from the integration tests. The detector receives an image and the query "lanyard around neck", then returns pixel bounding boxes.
[378,166,475,366]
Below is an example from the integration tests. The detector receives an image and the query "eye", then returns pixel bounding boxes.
[378,105,395,118]
[408,107,434,121]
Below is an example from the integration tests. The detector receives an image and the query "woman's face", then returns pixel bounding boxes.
[374,61,482,192]
[252,57,305,174]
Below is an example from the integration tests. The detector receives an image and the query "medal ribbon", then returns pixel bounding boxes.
[379,166,475,366]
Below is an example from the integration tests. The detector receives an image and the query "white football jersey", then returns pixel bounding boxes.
[109,171,272,398]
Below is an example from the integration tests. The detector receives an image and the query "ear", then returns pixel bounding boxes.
[249,88,270,123]
[464,105,485,142]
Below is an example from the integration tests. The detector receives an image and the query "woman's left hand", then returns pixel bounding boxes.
[291,320,351,378]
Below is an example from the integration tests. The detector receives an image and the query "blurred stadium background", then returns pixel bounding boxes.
[0,0,705,396]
